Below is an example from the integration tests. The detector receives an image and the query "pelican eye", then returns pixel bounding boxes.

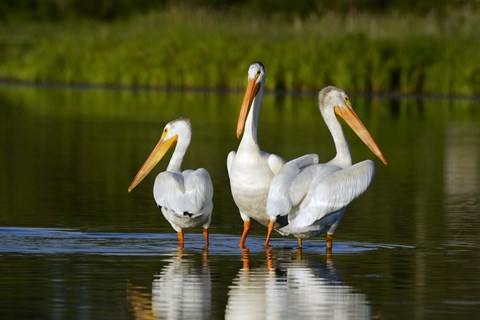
[161,127,168,139]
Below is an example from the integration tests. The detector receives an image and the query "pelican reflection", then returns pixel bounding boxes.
[225,249,370,319]
[127,248,211,319]
[152,248,211,319]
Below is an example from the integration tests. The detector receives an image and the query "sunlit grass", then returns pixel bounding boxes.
[1,6,479,95]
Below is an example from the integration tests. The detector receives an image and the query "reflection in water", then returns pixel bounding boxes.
[443,124,480,247]
[128,283,154,320]
[444,124,479,199]
[225,249,370,319]
[152,249,211,319]
[128,248,211,319]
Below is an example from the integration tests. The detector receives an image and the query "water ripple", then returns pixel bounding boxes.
[0,227,413,256]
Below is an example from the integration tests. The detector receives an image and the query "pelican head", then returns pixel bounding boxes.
[319,86,387,165]
[128,118,192,192]
[236,61,265,138]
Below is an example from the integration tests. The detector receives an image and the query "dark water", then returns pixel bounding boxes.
[1,85,480,319]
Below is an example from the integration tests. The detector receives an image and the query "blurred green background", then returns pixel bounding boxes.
[1,0,479,95]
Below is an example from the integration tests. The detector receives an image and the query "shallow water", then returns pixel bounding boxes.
[1,85,480,319]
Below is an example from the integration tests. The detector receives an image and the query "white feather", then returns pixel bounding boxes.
[154,168,213,218]
[288,160,375,229]
[267,154,319,218]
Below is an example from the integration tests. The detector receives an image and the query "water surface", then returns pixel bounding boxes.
[1,85,480,319]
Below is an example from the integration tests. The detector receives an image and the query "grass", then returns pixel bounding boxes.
[1,6,480,95]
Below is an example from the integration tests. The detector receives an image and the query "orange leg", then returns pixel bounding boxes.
[297,237,303,249]
[239,220,251,248]
[203,228,209,247]
[264,219,275,247]
[177,231,184,248]
[326,233,333,252]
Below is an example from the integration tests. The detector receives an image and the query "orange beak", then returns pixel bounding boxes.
[236,77,261,138]
[128,135,178,192]
[334,103,387,165]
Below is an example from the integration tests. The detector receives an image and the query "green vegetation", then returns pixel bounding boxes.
[1,4,480,95]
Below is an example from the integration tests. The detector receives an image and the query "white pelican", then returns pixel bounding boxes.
[264,86,387,250]
[128,118,213,247]
[227,62,286,248]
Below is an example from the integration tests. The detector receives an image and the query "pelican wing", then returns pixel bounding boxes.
[154,168,213,217]
[267,153,286,175]
[291,160,375,228]
[267,154,319,217]
[182,168,214,215]
[154,171,184,210]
